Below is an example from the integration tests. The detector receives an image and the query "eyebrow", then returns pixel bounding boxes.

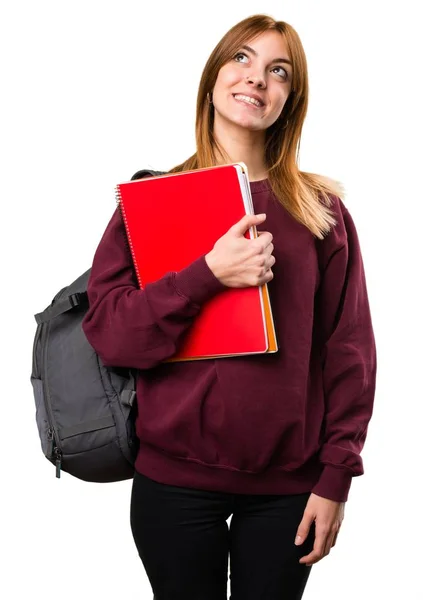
[240,45,292,67]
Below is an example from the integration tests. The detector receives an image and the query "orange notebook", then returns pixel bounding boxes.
[116,162,277,362]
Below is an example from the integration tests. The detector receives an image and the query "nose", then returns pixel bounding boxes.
[245,74,266,89]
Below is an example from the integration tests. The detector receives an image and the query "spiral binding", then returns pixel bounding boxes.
[115,185,143,289]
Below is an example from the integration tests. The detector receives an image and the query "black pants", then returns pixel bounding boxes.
[130,470,315,599]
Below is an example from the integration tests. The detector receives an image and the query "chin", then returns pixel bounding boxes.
[220,110,267,132]
[234,118,266,132]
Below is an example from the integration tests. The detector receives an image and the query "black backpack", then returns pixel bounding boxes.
[30,169,165,482]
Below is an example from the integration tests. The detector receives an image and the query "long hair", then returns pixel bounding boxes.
[167,14,344,239]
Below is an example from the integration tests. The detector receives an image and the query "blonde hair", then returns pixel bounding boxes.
[168,14,345,239]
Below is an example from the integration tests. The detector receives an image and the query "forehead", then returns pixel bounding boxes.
[243,30,290,59]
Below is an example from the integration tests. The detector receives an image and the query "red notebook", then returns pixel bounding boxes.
[116,163,277,362]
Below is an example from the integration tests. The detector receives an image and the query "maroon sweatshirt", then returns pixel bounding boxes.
[82,177,377,502]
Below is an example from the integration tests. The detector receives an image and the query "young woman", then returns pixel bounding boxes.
[82,14,377,600]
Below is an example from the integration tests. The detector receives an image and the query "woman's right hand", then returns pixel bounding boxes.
[205,213,275,288]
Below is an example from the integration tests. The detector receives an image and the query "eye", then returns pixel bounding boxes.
[234,52,248,63]
[272,66,288,80]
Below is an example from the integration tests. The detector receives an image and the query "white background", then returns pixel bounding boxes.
[1,0,421,598]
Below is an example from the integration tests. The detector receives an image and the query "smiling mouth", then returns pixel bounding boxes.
[232,94,265,109]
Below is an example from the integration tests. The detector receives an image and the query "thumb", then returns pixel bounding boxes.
[231,213,266,237]
[294,513,313,546]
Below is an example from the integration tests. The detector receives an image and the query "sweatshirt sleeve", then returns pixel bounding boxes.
[81,207,227,370]
[312,201,377,503]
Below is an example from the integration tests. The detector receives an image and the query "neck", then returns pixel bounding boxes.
[212,114,268,182]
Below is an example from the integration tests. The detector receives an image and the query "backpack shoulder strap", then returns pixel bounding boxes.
[35,292,87,325]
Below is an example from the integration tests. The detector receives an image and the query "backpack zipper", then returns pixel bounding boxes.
[40,321,63,475]
[47,428,54,457]
[32,323,42,377]
[47,429,62,478]
[54,447,62,478]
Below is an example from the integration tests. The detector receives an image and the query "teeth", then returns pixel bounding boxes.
[234,94,262,107]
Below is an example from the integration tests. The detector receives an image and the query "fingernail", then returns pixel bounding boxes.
[295,536,302,545]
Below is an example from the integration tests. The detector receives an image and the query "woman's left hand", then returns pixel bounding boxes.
[294,493,345,566]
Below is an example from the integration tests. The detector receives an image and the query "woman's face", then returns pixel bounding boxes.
[212,30,293,133]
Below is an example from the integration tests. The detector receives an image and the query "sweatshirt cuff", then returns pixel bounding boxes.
[173,255,227,305]
[311,465,353,502]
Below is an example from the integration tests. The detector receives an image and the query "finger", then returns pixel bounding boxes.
[257,231,273,245]
[331,529,339,548]
[263,242,274,257]
[257,231,274,249]
[299,525,329,566]
[232,213,266,236]
[263,269,274,284]
[253,251,273,275]
[294,512,314,547]
[266,255,276,269]
[253,233,273,251]
[323,531,335,557]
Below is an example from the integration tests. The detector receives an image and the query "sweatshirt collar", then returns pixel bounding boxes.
[250,178,271,193]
